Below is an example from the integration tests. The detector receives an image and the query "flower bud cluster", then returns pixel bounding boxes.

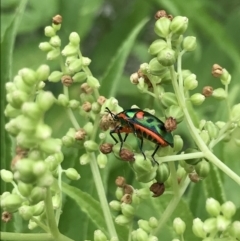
[192,198,238,240]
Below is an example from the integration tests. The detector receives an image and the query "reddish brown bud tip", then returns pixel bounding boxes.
[130,72,139,85]
[75,129,86,140]
[212,64,223,78]
[81,83,93,94]
[2,211,12,223]
[121,194,132,204]
[15,146,28,156]
[82,102,92,112]
[61,75,73,87]
[167,14,174,21]
[165,117,177,132]
[123,184,134,194]
[137,69,152,89]
[188,172,200,183]
[202,86,213,97]
[100,143,113,154]
[52,15,62,25]
[115,176,126,187]
[155,10,168,19]
[97,96,106,105]
[120,149,135,162]
[150,182,165,197]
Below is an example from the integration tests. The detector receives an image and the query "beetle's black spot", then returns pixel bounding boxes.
[146,118,154,123]
[157,124,165,130]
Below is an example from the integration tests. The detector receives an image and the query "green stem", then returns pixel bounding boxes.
[158,152,204,163]
[31,216,49,233]
[168,162,179,195]
[89,153,118,239]
[0,232,54,241]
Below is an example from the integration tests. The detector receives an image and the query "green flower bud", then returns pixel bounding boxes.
[220,68,231,85]
[36,64,50,81]
[182,36,197,51]
[121,203,135,218]
[72,72,87,83]
[1,194,23,212]
[16,132,37,149]
[206,198,221,217]
[18,181,33,197]
[212,88,227,100]
[154,17,171,38]
[155,163,170,183]
[47,48,60,60]
[148,39,167,56]
[4,104,21,118]
[137,77,148,93]
[87,76,100,89]
[157,48,176,66]
[160,92,178,108]
[97,153,108,168]
[195,159,210,178]
[190,93,205,105]
[115,214,131,226]
[18,68,37,86]
[215,121,226,130]
[65,168,80,180]
[15,158,35,183]
[33,161,47,177]
[32,201,45,216]
[216,215,230,232]
[192,218,206,239]
[16,115,36,134]
[130,193,140,206]
[0,169,13,183]
[230,103,240,121]
[200,130,210,144]
[57,94,69,107]
[28,219,38,230]
[148,58,167,76]
[44,26,55,37]
[148,235,158,241]
[160,70,171,83]
[36,91,55,111]
[21,102,42,120]
[69,32,80,46]
[165,105,184,123]
[48,71,63,82]
[149,217,158,229]
[132,154,153,172]
[138,220,151,233]
[13,75,32,93]
[221,201,236,219]
[172,239,180,241]
[52,194,61,209]
[136,187,151,199]
[69,100,80,109]
[228,221,240,239]
[10,90,28,108]
[79,153,91,165]
[203,217,217,234]
[136,228,148,241]
[62,135,75,147]
[61,44,78,56]
[84,140,99,152]
[39,138,62,154]
[29,187,46,204]
[35,124,52,140]
[5,82,16,94]
[173,217,186,235]
[82,57,91,66]
[170,16,188,35]
[36,172,54,187]
[173,135,183,153]
[49,35,61,47]
[94,230,107,241]
[115,187,124,200]
[184,74,198,91]
[39,42,53,52]
[68,59,82,73]
[19,205,34,220]
[109,200,121,211]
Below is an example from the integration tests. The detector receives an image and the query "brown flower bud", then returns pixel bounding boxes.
[123,184,134,194]
[137,69,152,89]
[164,117,177,132]
[212,64,223,77]
[2,211,12,223]
[97,96,106,105]
[155,10,167,19]
[52,15,62,25]
[81,83,93,94]
[15,146,28,156]
[120,149,135,162]
[11,154,24,171]
[150,182,165,197]
[130,73,139,85]
[202,86,213,97]
[82,102,92,112]
[100,143,113,154]
[115,176,126,187]
[75,129,86,140]
[188,172,200,183]
[61,75,73,87]
[99,114,115,131]
[121,194,132,204]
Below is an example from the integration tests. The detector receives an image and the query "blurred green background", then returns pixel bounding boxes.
[1,0,240,240]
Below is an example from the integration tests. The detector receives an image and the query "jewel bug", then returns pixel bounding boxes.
[105,108,174,165]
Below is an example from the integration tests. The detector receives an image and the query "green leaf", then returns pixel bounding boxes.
[99,17,149,97]
[61,182,108,235]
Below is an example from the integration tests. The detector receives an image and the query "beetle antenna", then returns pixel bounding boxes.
[105,107,115,119]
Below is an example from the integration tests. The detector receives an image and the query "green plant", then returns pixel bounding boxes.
[1,1,240,241]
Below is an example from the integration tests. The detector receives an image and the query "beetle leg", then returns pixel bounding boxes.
[151,145,160,165]
[131,126,146,160]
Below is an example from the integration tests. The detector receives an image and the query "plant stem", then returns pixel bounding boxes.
[158,152,204,163]
[0,232,54,241]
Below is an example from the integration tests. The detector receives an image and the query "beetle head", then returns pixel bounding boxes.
[105,107,117,121]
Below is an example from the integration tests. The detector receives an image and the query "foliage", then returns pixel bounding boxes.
[1,0,240,241]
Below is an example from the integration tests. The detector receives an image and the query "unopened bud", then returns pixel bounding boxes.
[154,17,171,38]
[69,32,80,46]
[183,36,197,51]
[46,48,60,60]
[212,88,227,100]
[65,168,80,180]
[192,218,206,238]
[48,71,63,82]
[190,93,205,105]
[72,72,87,83]
[221,201,236,219]
[170,16,188,35]
[148,39,167,56]
[173,218,186,235]
[211,64,223,78]
[150,182,165,197]
[206,198,221,217]
[157,48,176,66]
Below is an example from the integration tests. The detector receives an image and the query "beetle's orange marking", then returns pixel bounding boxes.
[118,113,128,120]
[136,111,144,119]
[118,126,132,134]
